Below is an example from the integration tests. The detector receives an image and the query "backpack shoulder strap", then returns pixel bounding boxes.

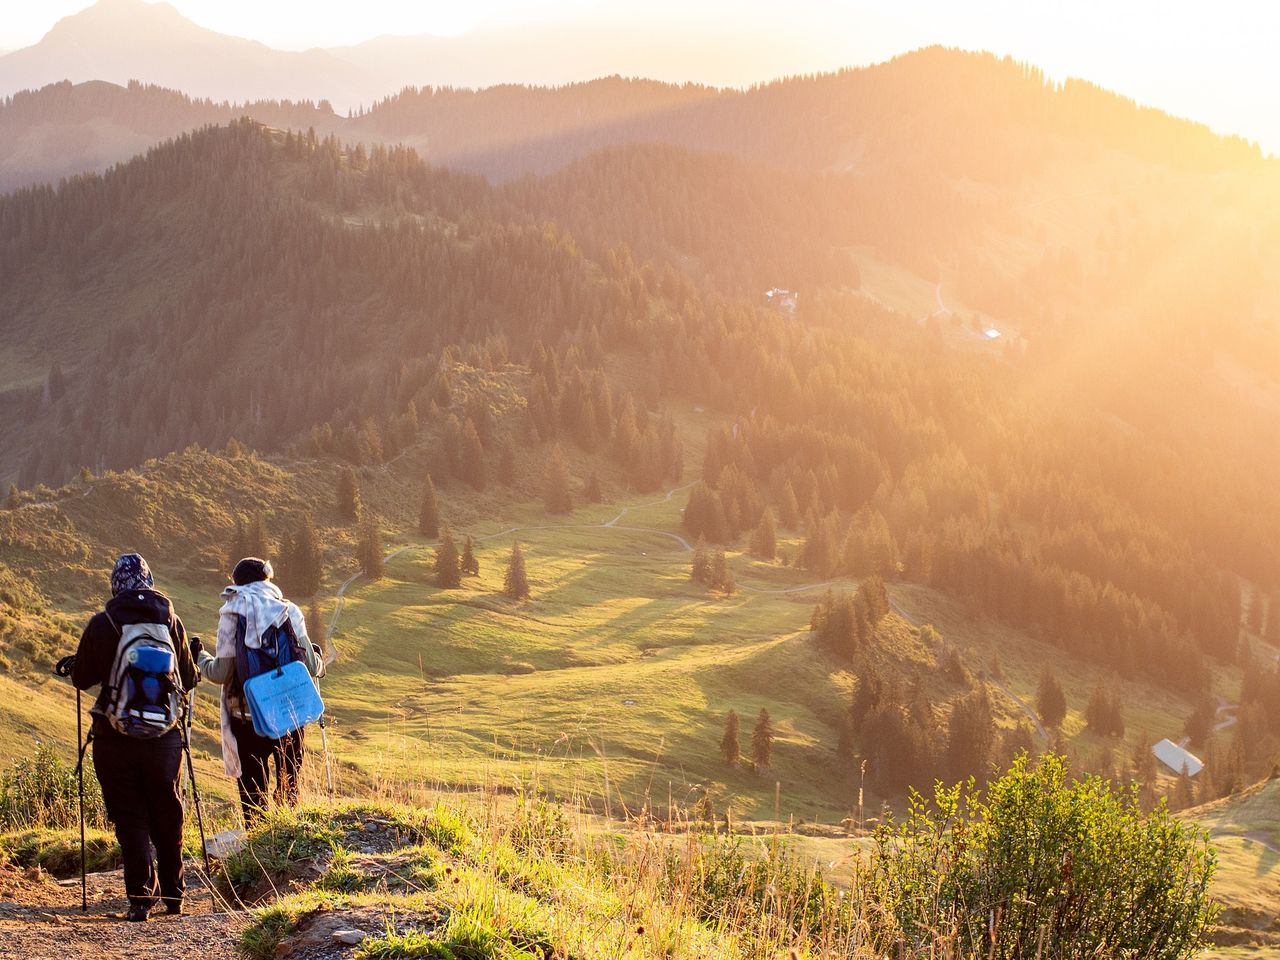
[103,610,122,638]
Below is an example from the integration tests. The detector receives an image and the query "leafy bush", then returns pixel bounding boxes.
[863,754,1218,959]
[0,743,103,830]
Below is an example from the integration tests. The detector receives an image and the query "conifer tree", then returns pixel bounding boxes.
[720,709,741,765]
[691,537,711,584]
[460,534,479,576]
[503,541,530,600]
[283,512,323,597]
[357,515,384,580]
[711,548,735,595]
[1036,668,1068,729]
[435,526,462,588]
[749,508,777,560]
[776,481,800,531]
[227,517,248,573]
[584,471,603,503]
[1085,682,1125,737]
[418,474,441,538]
[245,513,270,561]
[751,708,774,771]
[461,418,487,490]
[1184,694,1214,748]
[5,484,18,509]
[946,684,995,780]
[543,445,572,515]
[1266,593,1280,646]
[498,438,517,486]
[337,466,361,521]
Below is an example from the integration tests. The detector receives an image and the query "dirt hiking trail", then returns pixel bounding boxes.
[0,864,241,960]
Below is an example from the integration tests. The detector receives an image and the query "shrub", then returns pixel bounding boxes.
[0,743,104,830]
[863,754,1217,959]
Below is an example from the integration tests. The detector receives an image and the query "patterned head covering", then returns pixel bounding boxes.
[110,553,154,596]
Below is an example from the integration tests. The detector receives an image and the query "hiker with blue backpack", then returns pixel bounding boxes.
[196,557,325,825]
[68,553,198,922]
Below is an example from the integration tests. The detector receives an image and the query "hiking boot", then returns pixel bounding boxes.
[162,901,183,916]
[126,903,151,922]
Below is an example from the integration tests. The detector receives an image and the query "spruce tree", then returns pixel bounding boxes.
[711,548,735,594]
[5,484,18,509]
[227,517,248,573]
[435,526,462,588]
[691,537,711,584]
[779,481,801,530]
[498,438,517,486]
[946,684,995,781]
[1184,695,1214,748]
[245,513,270,561]
[284,512,322,597]
[418,474,441,538]
[1266,593,1280,646]
[461,418,487,490]
[461,535,479,577]
[337,466,361,521]
[720,709,741,765]
[751,708,774,771]
[503,540,530,600]
[357,516,384,580]
[750,508,777,560]
[1036,668,1068,729]
[543,445,572,515]
[584,471,603,503]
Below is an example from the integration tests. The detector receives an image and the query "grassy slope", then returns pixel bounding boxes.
[322,445,1232,824]
[1185,778,1280,956]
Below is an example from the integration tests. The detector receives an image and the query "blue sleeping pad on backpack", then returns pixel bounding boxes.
[243,660,324,739]
[236,619,324,739]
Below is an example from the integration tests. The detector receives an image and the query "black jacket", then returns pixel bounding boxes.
[72,588,197,738]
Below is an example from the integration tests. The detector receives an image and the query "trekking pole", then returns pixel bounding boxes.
[54,656,88,912]
[75,688,87,912]
[183,690,212,877]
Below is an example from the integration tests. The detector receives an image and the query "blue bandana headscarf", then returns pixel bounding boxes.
[110,553,154,596]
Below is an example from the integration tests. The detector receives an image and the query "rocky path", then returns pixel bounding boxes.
[0,864,243,960]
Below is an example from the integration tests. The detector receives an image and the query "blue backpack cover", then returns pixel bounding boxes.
[235,618,324,739]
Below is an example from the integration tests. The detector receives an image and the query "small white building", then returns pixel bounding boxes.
[765,288,799,316]
[1152,738,1204,777]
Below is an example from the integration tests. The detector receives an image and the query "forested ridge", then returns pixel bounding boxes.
[0,96,1278,768]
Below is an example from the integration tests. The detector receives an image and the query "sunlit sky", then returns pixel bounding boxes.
[4,0,1279,152]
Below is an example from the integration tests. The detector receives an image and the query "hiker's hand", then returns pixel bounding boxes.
[189,636,203,659]
[54,655,76,677]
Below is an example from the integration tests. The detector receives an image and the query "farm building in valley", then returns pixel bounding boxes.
[1152,738,1204,777]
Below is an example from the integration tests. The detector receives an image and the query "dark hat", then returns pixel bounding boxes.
[232,557,274,586]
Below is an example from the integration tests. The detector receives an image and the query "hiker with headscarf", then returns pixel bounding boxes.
[195,557,325,825]
[70,553,197,922]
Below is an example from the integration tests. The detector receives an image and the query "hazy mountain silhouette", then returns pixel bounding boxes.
[0,0,829,112]
[0,0,376,107]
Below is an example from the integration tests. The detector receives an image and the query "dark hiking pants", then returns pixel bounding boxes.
[230,717,304,826]
[92,731,185,910]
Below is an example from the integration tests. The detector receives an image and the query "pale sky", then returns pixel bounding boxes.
[4,0,1278,152]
